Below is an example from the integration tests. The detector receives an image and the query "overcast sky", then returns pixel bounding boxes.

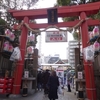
[35,0,74,59]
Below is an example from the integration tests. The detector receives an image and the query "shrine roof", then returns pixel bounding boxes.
[48,57,59,64]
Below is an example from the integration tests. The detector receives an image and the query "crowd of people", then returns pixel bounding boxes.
[37,69,72,100]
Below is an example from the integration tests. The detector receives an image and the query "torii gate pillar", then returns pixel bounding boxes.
[80,12,97,100]
[12,17,29,94]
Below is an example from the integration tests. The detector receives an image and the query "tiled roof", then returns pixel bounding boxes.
[48,57,59,64]
[48,56,68,64]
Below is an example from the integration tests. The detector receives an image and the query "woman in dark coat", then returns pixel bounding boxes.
[47,71,59,100]
[42,70,50,94]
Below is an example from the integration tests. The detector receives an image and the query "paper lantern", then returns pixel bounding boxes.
[10,32,15,41]
[28,35,35,42]
[89,31,94,39]
[93,41,100,51]
[3,41,9,51]
[83,45,94,62]
[27,46,33,54]
[93,27,99,37]
[5,29,11,39]
[8,44,13,52]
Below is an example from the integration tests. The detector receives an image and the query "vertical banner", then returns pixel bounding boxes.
[24,71,29,78]
[47,8,58,24]
[78,71,83,79]
[56,70,64,87]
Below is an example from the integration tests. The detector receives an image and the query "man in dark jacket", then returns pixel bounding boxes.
[37,70,43,91]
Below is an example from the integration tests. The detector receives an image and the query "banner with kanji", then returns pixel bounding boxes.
[45,31,67,42]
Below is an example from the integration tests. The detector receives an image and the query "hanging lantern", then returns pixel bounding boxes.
[28,35,35,42]
[83,45,94,62]
[93,26,99,37]
[89,31,94,40]
[5,29,11,39]
[93,41,100,51]
[3,41,9,51]
[10,32,15,41]
[27,46,33,54]
[8,44,13,52]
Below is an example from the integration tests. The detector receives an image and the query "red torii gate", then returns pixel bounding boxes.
[9,1,100,100]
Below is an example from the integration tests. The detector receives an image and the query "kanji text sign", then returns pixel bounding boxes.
[45,31,67,42]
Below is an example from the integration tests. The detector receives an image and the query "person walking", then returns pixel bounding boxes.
[37,70,43,91]
[42,69,50,94]
[67,80,71,92]
[47,70,59,100]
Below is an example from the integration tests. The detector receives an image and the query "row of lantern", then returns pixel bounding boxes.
[5,30,35,42]
[5,29,35,42]
[3,41,34,54]
[89,26,99,43]
[89,26,100,52]
[5,29,15,41]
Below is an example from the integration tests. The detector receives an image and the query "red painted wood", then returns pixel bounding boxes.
[9,1,100,13]
[29,19,100,28]
[12,17,29,94]
[80,12,97,100]
[8,2,100,20]
[13,19,100,29]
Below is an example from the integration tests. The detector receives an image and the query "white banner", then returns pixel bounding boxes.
[78,71,83,79]
[56,70,64,86]
[45,31,67,42]
[24,71,29,78]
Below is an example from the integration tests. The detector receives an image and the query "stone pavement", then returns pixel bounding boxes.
[0,89,78,100]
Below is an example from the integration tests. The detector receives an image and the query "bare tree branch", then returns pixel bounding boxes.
[0,0,39,26]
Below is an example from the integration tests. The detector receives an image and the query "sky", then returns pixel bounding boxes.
[35,0,74,59]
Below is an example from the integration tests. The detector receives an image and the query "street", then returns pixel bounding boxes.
[0,88,78,100]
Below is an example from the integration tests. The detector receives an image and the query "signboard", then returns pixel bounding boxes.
[45,31,67,42]
[24,71,29,78]
[56,70,64,87]
[78,71,83,79]
[47,8,58,24]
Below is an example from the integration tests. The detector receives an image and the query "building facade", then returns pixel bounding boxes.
[68,40,79,67]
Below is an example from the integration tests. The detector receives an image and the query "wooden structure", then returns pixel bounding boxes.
[93,55,100,99]
[0,33,14,94]
[8,2,100,100]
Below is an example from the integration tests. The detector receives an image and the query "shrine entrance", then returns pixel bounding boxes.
[8,2,100,100]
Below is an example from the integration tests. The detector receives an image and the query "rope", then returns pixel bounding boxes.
[17,18,89,33]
